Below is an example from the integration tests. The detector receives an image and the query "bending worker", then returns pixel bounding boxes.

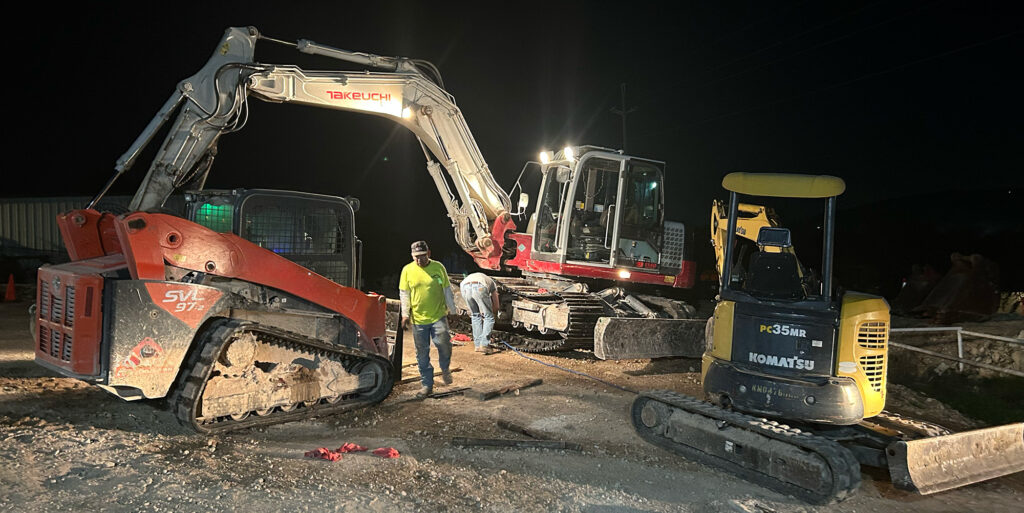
[399,240,457,398]
[459,271,500,354]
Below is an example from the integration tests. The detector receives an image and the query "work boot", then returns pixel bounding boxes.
[481,346,497,355]
[441,369,453,385]
[415,386,432,399]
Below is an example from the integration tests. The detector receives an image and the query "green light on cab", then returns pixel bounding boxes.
[195,203,233,233]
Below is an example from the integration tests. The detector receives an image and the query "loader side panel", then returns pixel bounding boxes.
[114,212,387,355]
[105,281,230,399]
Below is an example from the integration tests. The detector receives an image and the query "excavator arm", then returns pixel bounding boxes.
[106,26,513,268]
[711,199,806,286]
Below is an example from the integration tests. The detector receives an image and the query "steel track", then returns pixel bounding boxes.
[486,277,606,353]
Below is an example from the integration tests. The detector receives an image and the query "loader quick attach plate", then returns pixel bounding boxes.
[887,422,1024,495]
[593,318,708,360]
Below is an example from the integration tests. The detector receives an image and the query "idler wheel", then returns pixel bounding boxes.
[641,401,661,428]
[219,332,258,369]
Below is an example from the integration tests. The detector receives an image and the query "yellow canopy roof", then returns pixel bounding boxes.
[722,172,846,198]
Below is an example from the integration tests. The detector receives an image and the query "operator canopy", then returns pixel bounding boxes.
[722,172,846,198]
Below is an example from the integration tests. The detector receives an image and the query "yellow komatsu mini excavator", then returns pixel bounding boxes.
[632,172,1024,504]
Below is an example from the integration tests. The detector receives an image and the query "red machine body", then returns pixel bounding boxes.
[35,190,393,429]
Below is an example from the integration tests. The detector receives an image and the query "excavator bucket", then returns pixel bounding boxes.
[887,422,1024,495]
[593,318,707,360]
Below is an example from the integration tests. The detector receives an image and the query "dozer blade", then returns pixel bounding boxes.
[887,422,1024,495]
[593,317,707,360]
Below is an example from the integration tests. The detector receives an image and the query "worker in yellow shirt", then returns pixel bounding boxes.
[399,240,457,398]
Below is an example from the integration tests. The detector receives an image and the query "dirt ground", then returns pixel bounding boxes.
[2,298,1023,513]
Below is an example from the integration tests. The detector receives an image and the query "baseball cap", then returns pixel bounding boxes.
[410,240,429,256]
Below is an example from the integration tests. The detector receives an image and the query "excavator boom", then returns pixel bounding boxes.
[114,26,512,268]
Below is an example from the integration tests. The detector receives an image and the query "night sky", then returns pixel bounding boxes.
[17,1,1024,294]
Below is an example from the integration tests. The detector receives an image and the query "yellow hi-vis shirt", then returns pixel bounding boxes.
[399,260,451,325]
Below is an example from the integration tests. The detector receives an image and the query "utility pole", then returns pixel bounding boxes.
[610,83,636,152]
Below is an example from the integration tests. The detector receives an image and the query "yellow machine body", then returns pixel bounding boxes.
[702,172,889,425]
[703,294,889,422]
[634,172,1024,502]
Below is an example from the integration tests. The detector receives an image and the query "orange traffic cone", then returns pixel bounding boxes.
[4,274,15,302]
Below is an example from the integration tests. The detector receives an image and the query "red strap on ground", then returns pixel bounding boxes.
[372,447,400,459]
[452,333,472,342]
[304,447,342,461]
[337,442,368,453]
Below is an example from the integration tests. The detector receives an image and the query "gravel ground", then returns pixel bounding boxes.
[2,301,1022,512]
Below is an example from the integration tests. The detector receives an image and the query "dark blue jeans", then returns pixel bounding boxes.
[411,317,452,388]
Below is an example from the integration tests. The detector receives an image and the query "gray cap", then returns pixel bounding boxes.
[410,240,429,256]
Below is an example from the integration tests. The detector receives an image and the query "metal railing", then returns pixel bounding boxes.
[889,327,1024,377]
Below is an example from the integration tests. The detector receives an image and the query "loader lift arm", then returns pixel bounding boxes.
[104,26,513,269]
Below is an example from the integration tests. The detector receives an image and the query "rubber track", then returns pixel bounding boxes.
[170,319,394,434]
[631,390,861,505]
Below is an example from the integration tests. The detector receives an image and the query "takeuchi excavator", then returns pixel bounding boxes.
[631,172,1024,503]
[34,26,700,433]
[127,26,700,357]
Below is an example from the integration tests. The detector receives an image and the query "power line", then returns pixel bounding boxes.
[703,0,886,80]
[626,0,942,113]
[684,0,944,95]
[636,27,1023,138]
[708,0,814,46]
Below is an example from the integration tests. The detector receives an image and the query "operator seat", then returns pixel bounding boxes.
[576,209,605,237]
[584,206,612,235]
[568,207,612,261]
[743,251,805,300]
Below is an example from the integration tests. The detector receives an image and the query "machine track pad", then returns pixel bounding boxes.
[594,318,707,360]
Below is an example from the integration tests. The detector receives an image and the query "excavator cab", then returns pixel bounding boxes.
[530,146,667,273]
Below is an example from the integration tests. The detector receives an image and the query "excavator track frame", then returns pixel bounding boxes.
[172,319,393,434]
[631,390,861,505]
[505,291,604,352]
[454,273,689,354]
[450,274,604,353]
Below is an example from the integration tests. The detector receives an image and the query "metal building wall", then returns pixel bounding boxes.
[0,196,131,256]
